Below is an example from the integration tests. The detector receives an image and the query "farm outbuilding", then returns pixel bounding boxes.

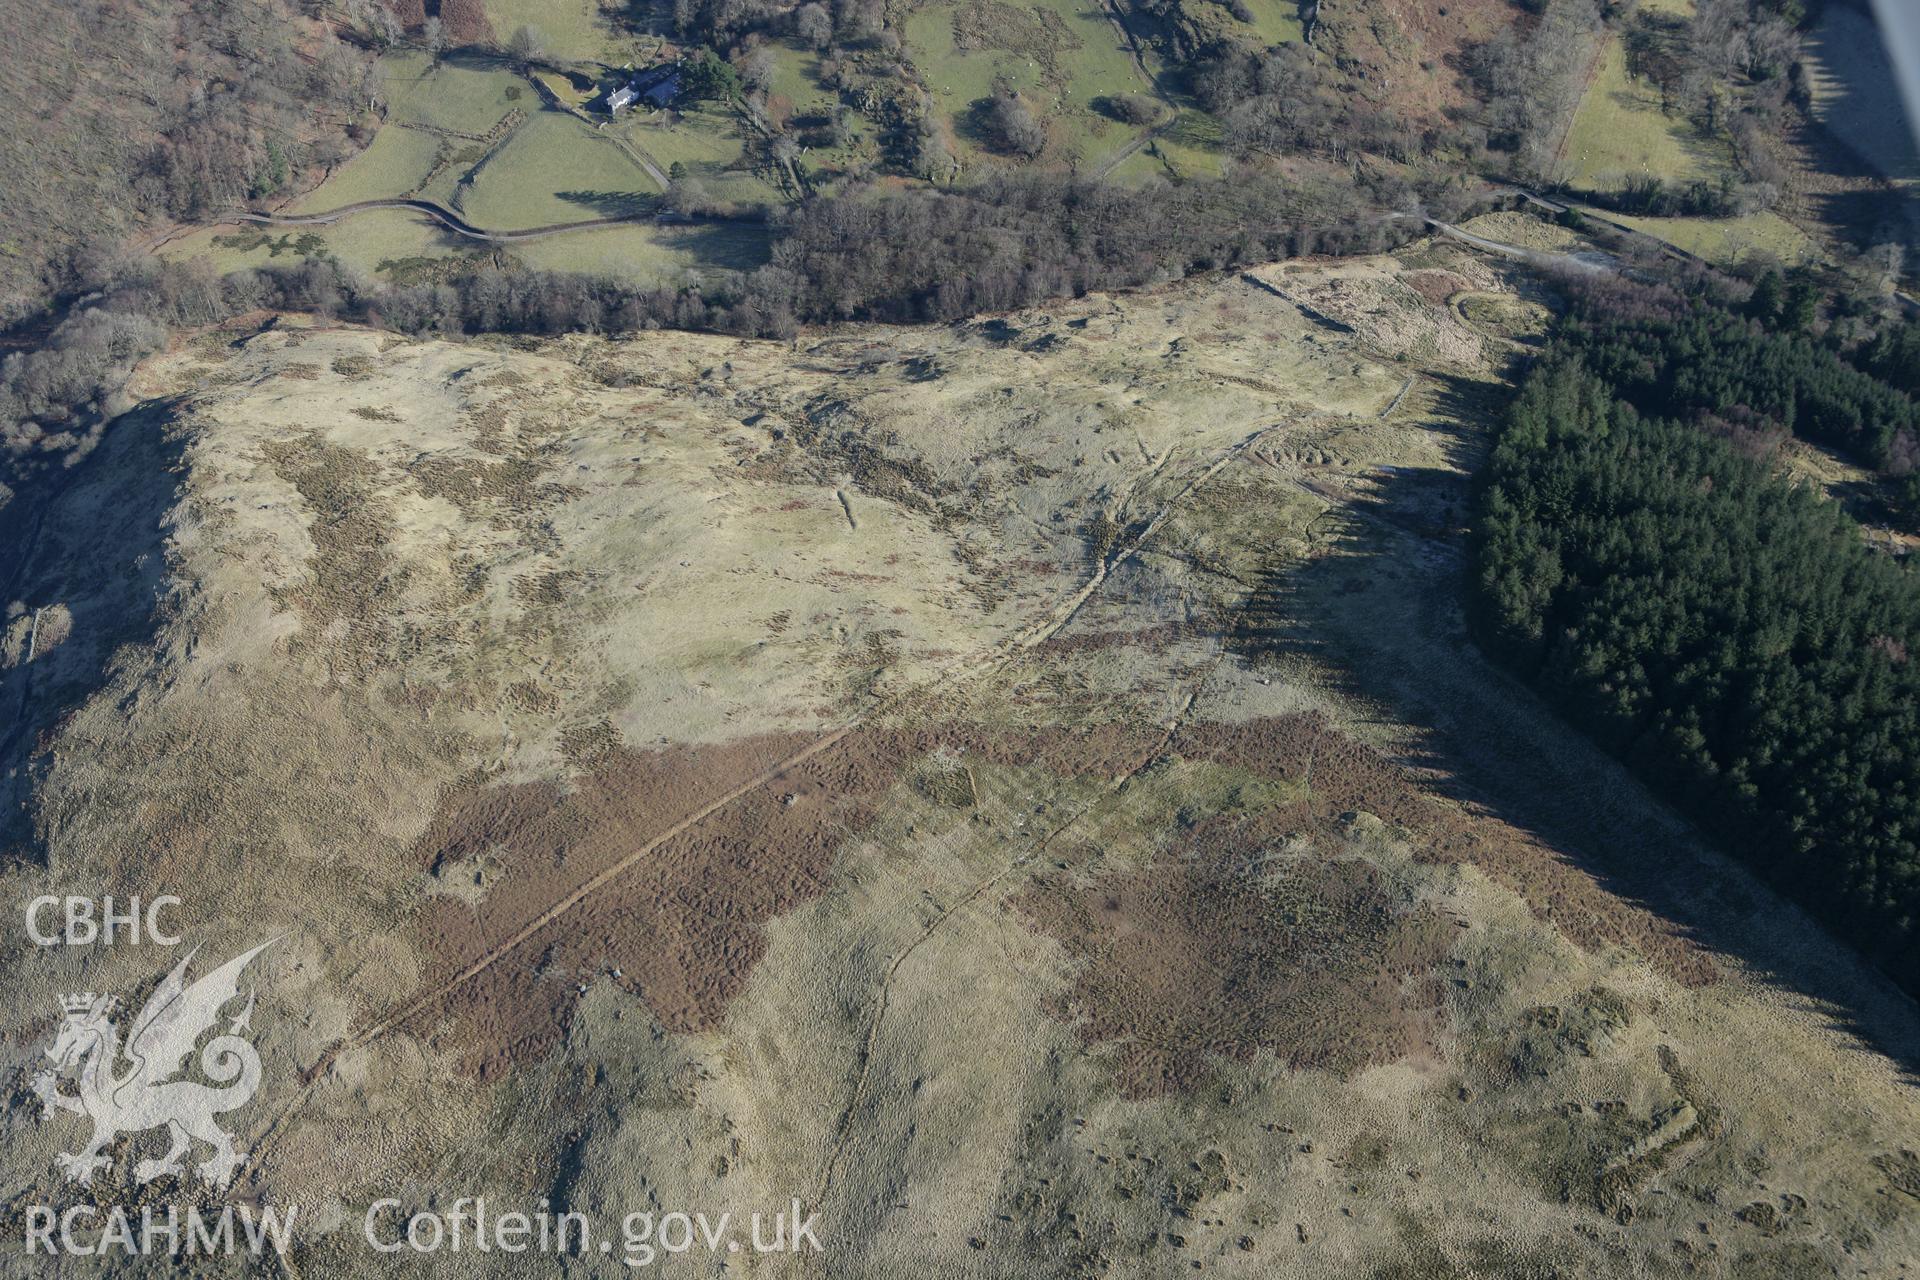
[602,64,680,115]
[641,74,679,107]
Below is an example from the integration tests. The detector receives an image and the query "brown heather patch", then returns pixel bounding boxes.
[951,0,1080,67]
[403,710,1707,1081]
[409,730,829,1078]
[1404,269,1473,308]
[1173,715,1715,986]
[408,452,580,528]
[407,720,1162,1078]
[1015,712,1713,1099]
[1018,821,1455,1096]
[437,0,495,45]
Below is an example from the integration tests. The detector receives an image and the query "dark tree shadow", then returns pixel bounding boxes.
[957,97,1014,155]
[1802,9,1920,185]
[0,396,190,864]
[1810,185,1920,257]
[556,188,658,218]
[1790,11,1920,253]
[1231,369,1920,1082]
[650,223,774,271]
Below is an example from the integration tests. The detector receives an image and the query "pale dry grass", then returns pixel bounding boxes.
[4,250,1917,1277]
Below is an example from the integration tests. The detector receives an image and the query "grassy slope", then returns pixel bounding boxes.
[291,127,447,211]
[455,112,655,228]
[1600,208,1818,264]
[58,256,1920,1279]
[1214,0,1304,46]
[160,206,767,288]
[620,107,751,177]
[1557,12,1829,267]
[483,0,647,63]
[901,0,1148,171]
[380,52,528,133]
[1562,36,1730,193]
[160,212,459,279]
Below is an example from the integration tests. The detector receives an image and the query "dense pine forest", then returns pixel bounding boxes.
[1546,275,1920,517]
[1472,291,1920,989]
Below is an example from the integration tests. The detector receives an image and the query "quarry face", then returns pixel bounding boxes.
[3,241,1919,1278]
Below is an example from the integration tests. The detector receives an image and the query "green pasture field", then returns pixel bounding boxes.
[288,53,534,215]
[1598,208,1819,265]
[901,0,1155,170]
[1562,36,1731,193]
[381,52,530,134]
[512,219,773,278]
[621,109,746,172]
[163,208,769,289]
[455,111,657,228]
[161,211,462,280]
[290,126,447,211]
[483,0,653,64]
[759,40,830,116]
[620,107,785,206]
[1149,108,1227,178]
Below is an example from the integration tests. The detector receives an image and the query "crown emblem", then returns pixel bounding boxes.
[59,993,106,1019]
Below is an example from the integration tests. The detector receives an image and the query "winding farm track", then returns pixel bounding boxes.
[1423,215,1609,274]
[238,198,749,243]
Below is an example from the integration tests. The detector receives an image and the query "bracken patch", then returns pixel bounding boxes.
[402,709,1708,1080]
[1173,714,1715,986]
[1018,821,1455,1096]
[406,719,1163,1077]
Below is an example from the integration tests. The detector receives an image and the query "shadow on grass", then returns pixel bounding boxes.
[1803,7,1920,185]
[0,396,190,865]
[1810,183,1920,258]
[556,188,660,218]
[652,222,774,272]
[1233,370,1920,1083]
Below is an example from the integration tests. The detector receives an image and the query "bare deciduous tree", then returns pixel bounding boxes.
[793,3,832,50]
[740,48,776,94]
[507,23,544,64]
[982,93,1045,158]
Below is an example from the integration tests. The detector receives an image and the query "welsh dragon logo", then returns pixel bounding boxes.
[31,942,274,1188]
